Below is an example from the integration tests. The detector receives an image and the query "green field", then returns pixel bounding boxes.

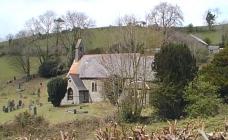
[189,24,228,45]
[194,31,222,45]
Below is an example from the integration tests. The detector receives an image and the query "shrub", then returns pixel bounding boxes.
[187,23,194,33]
[38,59,64,78]
[15,111,46,128]
[204,37,212,45]
[184,76,221,118]
[47,77,67,107]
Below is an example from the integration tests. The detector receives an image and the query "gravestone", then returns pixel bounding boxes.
[4,107,8,113]
[37,88,40,97]
[2,106,5,112]
[33,106,37,115]
[18,100,22,106]
[18,83,21,89]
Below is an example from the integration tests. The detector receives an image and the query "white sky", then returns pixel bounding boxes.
[0,0,228,40]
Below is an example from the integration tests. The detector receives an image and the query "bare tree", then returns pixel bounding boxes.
[116,14,138,26]
[101,25,154,120]
[25,18,46,65]
[146,2,183,35]
[9,30,33,79]
[6,34,14,48]
[38,11,56,58]
[25,11,56,64]
[61,11,94,67]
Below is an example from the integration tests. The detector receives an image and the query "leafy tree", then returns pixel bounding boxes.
[153,43,197,86]
[38,58,64,78]
[205,9,219,31]
[201,47,228,103]
[184,75,221,118]
[187,23,194,33]
[47,77,67,107]
[151,43,197,119]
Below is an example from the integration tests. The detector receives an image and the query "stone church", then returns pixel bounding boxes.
[61,39,154,105]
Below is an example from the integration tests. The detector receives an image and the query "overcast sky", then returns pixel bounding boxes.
[0,0,228,40]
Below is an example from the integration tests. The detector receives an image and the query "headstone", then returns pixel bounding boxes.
[11,100,15,110]
[18,83,21,89]
[33,106,37,115]
[29,105,32,112]
[4,107,8,113]
[37,88,40,97]
[9,106,12,112]
[74,109,77,114]
[18,100,22,106]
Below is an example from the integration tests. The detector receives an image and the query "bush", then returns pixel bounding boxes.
[47,77,67,107]
[15,111,47,128]
[184,76,221,118]
[204,37,212,45]
[38,59,64,78]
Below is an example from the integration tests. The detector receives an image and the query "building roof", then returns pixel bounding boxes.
[68,53,155,81]
[190,34,208,46]
[69,61,80,75]
[75,39,82,49]
[70,74,88,91]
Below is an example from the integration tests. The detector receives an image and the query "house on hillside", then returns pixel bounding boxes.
[61,39,155,105]
[190,34,220,54]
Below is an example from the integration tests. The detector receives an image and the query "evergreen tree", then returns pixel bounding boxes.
[201,47,228,103]
[151,43,197,119]
[153,43,197,86]
[47,77,67,107]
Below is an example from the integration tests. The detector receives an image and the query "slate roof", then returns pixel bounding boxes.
[190,34,208,46]
[70,74,88,91]
[68,53,155,81]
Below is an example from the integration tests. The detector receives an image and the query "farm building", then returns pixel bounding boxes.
[190,34,221,54]
[61,39,155,105]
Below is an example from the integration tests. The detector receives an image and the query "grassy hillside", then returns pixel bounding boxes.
[182,24,228,45]
[0,26,163,53]
[0,56,40,81]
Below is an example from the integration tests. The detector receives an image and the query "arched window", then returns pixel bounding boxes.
[67,88,73,100]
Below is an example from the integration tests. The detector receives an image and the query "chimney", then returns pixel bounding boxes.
[75,39,84,62]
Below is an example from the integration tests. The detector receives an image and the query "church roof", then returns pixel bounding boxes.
[70,74,88,91]
[68,53,155,81]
